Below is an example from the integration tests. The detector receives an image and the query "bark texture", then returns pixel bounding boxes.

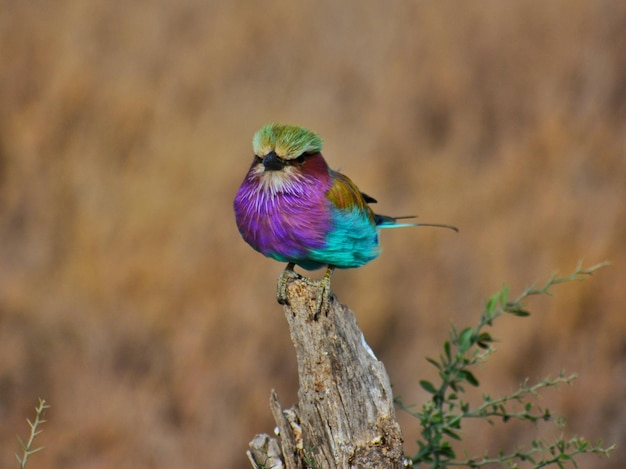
[248,276,405,469]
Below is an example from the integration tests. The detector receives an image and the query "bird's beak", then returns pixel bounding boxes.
[262,151,285,171]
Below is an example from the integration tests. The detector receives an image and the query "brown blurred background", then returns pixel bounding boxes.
[1,0,625,467]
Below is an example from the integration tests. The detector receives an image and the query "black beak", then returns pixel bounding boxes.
[262,151,285,171]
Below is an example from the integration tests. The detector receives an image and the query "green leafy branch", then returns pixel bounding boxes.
[396,261,615,468]
[451,436,614,468]
[16,398,50,469]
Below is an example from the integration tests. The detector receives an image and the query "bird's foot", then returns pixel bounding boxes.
[313,266,335,319]
[276,263,299,305]
[277,264,336,319]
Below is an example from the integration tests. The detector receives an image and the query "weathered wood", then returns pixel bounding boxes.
[269,390,303,469]
[248,276,405,468]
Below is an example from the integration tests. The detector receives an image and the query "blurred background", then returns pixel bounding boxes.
[1,0,625,467]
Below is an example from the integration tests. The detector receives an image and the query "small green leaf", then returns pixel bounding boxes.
[508,308,531,317]
[426,357,442,370]
[499,284,510,307]
[449,380,460,393]
[477,332,494,349]
[458,327,474,353]
[543,409,552,421]
[460,369,480,386]
[419,380,438,394]
[485,292,499,317]
[443,428,462,440]
[438,442,456,458]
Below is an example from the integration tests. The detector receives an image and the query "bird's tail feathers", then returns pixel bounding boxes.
[375,214,458,232]
[374,214,415,226]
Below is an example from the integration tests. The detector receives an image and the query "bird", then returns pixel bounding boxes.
[233,123,457,316]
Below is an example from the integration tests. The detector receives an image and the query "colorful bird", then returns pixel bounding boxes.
[233,123,457,315]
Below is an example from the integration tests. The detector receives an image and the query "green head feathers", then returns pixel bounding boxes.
[252,123,323,160]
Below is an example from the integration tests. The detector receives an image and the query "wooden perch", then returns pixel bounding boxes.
[248,276,405,469]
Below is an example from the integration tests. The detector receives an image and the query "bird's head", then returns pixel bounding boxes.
[247,123,328,193]
[253,123,323,161]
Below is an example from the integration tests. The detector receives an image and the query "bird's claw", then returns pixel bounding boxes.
[313,280,332,320]
[312,266,335,319]
[277,264,336,320]
[276,263,298,305]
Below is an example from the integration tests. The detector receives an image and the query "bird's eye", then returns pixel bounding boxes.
[293,153,308,164]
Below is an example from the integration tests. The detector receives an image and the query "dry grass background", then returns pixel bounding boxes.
[1,0,625,467]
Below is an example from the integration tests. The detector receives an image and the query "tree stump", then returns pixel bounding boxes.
[248,276,405,469]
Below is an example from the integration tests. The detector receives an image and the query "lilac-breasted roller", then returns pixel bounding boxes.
[233,123,457,315]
